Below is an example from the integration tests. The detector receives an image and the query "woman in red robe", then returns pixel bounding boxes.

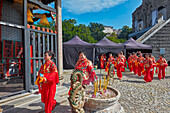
[143,54,152,82]
[156,55,168,80]
[137,53,144,76]
[116,53,124,80]
[100,54,106,69]
[121,51,126,69]
[121,52,126,72]
[35,51,59,113]
[75,51,97,85]
[132,52,138,75]
[149,54,156,79]
[105,53,115,75]
[128,54,133,72]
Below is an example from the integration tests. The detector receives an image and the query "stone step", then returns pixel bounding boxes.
[53,99,71,113]
[0,92,31,104]
[56,94,68,104]
[56,88,69,96]
[3,97,43,113]
[3,93,69,113]
[1,86,69,113]
[2,94,40,112]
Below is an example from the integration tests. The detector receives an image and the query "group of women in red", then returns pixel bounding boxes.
[127,52,168,82]
[100,51,168,83]
[100,52,126,80]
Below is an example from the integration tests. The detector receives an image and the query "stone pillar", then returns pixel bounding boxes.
[56,0,63,77]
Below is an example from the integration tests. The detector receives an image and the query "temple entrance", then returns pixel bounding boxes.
[0,0,58,99]
[0,0,25,98]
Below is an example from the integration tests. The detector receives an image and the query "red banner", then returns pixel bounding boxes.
[3,40,14,58]
[15,41,23,58]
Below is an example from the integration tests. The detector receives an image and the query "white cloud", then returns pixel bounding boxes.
[62,0,128,14]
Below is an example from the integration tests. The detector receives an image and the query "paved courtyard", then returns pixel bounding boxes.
[112,69,170,113]
[59,67,170,113]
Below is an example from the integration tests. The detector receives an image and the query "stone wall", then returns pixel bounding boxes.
[1,0,23,41]
[132,0,170,32]
[143,20,170,62]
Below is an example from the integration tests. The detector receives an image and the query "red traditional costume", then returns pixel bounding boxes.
[75,58,97,85]
[35,60,59,113]
[132,55,138,75]
[156,58,168,80]
[105,56,115,75]
[128,55,133,72]
[150,56,156,79]
[121,55,126,72]
[116,57,124,80]
[137,56,144,76]
[143,58,152,82]
[100,54,106,69]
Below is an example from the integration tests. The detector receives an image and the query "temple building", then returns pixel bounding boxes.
[129,0,170,64]
[0,0,63,98]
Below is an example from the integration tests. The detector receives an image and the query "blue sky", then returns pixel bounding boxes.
[34,0,142,29]
[62,0,142,29]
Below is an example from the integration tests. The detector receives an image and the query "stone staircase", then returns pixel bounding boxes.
[136,20,166,43]
[136,18,170,62]
[0,85,70,113]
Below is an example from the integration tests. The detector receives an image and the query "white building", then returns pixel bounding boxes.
[103,26,114,35]
[103,26,121,36]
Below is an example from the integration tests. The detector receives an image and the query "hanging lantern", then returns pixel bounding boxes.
[39,14,50,26]
[27,9,33,23]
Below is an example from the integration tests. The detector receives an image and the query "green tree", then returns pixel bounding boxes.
[88,22,106,41]
[106,32,126,43]
[118,25,132,40]
[62,19,77,42]
[62,19,97,43]
[75,24,97,43]
[106,36,126,43]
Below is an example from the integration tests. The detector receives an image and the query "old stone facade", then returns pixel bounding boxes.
[132,0,170,32]
[143,20,170,63]
[132,0,170,64]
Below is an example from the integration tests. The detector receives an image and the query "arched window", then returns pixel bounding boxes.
[138,19,143,31]
[158,6,165,11]
[158,6,167,22]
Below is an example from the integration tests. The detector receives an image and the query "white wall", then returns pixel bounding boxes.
[152,10,158,26]
[103,27,114,34]
[158,8,167,22]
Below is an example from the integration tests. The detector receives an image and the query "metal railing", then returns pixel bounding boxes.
[136,20,165,43]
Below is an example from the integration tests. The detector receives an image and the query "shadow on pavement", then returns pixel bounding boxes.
[124,74,144,79]
[62,83,70,88]
[1,105,43,113]
[121,80,145,83]
[53,105,71,113]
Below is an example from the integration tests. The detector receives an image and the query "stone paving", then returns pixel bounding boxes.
[57,67,170,113]
[112,69,170,113]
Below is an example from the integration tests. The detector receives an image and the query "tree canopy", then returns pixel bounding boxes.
[118,25,132,40]
[106,32,126,43]
[88,22,106,41]
[34,19,128,44]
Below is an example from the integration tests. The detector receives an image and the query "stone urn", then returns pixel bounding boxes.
[84,86,124,113]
